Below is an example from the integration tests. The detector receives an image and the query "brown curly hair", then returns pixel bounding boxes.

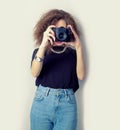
[33,9,80,46]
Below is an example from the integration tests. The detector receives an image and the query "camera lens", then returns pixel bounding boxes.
[58,32,67,41]
[55,27,67,42]
[52,27,72,42]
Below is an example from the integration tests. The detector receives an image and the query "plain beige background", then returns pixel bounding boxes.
[0,0,120,130]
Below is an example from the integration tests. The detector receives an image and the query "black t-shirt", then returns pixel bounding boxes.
[31,47,79,92]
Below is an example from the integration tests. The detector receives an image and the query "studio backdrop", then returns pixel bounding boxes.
[0,0,120,130]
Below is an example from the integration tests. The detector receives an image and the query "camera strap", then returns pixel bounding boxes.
[50,45,67,54]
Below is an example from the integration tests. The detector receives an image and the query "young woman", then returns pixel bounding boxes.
[30,9,85,130]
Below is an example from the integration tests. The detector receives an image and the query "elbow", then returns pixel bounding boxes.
[31,70,39,78]
[31,72,37,78]
[78,75,85,80]
[32,74,38,78]
[77,72,85,80]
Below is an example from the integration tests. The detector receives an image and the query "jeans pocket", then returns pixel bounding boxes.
[34,91,44,102]
[67,94,76,104]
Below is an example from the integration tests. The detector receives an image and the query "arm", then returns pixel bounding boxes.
[31,46,46,77]
[31,25,55,77]
[67,25,85,80]
[75,46,85,80]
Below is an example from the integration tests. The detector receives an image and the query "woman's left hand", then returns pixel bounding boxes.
[65,25,82,50]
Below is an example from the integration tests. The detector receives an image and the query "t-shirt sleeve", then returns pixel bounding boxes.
[30,48,39,67]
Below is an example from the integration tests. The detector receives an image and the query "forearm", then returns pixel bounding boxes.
[31,46,46,77]
[76,47,85,80]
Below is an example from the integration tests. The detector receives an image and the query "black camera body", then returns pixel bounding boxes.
[52,27,75,42]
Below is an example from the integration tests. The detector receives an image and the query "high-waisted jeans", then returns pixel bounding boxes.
[30,84,77,130]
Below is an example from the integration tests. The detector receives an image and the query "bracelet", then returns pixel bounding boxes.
[34,55,44,62]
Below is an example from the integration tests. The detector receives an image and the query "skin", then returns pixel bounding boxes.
[31,19,85,80]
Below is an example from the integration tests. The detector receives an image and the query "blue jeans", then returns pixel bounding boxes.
[30,84,77,130]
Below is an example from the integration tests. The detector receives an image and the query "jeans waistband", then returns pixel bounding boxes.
[37,84,74,96]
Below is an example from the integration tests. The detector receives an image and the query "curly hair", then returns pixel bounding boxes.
[33,9,80,46]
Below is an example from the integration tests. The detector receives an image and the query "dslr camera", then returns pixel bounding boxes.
[52,27,75,42]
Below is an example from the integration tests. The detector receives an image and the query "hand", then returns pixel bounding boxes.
[40,25,56,48]
[65,25,82,50]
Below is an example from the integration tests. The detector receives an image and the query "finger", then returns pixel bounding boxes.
[48,25,56,30]
[67,25,78,38]
[48,37,53,45]
[45,28,55,37]
[68,43,74,47]
[65,42,72,46]
[48,29,55,35]
[48,25,56,35]
[45,25,56,33]
[48,33,55,41]
[49,25,56,28]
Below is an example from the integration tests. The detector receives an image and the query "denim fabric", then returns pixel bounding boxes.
[30,84,77,130]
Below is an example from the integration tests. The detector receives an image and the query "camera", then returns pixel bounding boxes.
[52,27,75,42]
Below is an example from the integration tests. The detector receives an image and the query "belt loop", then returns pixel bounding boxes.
[45,88,50,96]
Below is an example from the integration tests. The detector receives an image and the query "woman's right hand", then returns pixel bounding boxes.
[40,25,56,48]
[31,25,56,77]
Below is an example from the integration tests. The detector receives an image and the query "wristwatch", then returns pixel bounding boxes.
[34,55,44,62]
